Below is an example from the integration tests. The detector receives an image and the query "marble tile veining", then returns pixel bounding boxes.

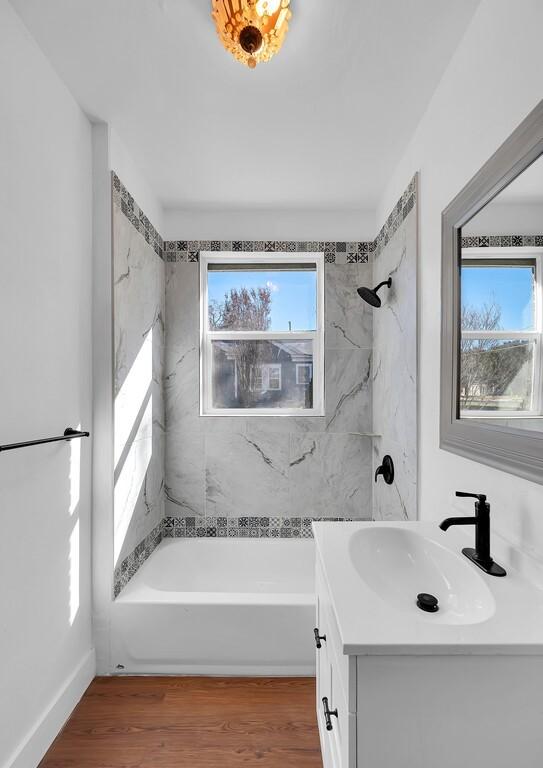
[325,263,373,350]
[289,433,373,519]
[205,431,290,517]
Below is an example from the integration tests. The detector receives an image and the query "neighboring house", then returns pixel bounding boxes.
[213,339,313,408]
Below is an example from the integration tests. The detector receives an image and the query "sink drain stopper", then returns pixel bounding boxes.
[416,593,439,613]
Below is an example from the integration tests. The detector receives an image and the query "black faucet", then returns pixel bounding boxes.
[439,492,506,577]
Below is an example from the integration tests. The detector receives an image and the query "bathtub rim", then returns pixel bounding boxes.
[115,584,315,607]
[115,536,316,606]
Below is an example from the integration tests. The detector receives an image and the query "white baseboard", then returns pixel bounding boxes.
[5,648,96,768]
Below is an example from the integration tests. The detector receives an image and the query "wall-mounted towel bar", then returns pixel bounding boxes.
[0,427,90,453]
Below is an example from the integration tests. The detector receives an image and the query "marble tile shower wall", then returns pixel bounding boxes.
[112,173,165,577]
[163,256,375,531]
[372,175,418,521]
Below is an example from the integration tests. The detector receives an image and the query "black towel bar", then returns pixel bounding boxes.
[0,427,90,453]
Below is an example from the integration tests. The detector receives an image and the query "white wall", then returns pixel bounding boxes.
[463,200,543,235]
[162,207,376,242]
[91,125,167,674]
[0,2,94,765]
[378,0,543,566]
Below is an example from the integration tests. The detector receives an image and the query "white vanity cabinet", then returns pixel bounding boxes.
[314,524,543,768]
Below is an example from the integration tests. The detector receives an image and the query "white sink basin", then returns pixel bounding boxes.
[348,526,495,625]
[313,521,543,655]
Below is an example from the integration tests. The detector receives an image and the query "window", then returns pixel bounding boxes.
[200,253,324,415]
[460,249,542,416]
[296,363,313,385]
[252,363,282,392]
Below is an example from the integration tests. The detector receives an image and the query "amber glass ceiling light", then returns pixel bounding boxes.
[211,0,292,69]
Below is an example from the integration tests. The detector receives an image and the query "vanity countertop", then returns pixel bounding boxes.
[312,520,543,656]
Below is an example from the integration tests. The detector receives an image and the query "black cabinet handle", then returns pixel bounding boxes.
[314,627,326,649]
[322,697,338,731]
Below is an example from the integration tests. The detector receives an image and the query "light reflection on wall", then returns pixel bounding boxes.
[115,330,153,468]
[114,395,153,565]
[113,326,155,567]
[69,518,80,625]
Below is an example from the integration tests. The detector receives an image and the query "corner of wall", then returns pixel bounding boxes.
[91,122,114,673]
[6,650,96,768]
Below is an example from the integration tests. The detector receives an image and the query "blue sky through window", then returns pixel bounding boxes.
[208,269,317,331]
[461,265,535,330]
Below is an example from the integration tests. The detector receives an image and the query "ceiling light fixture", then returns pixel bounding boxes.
[211,0,292,69]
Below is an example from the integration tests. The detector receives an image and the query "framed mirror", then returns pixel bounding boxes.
[441,100,543,484]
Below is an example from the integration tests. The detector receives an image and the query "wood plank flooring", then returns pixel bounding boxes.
[39,677,323,768]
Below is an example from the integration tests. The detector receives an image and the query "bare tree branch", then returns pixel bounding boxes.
[210,286,273,406]
[460,301,531,411]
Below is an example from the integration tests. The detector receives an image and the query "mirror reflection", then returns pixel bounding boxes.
[459,154,543,428]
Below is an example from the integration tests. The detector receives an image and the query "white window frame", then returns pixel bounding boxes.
[200,252,325,416]
[296,362,313,385]
[460,247,543,418]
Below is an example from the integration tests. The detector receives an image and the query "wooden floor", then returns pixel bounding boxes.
[39,677,323,768]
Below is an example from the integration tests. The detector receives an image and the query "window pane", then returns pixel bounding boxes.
[208,265,317,331]
[296,363,312,384]
[460,337,535,412]
[461,262,536,331]
[211,339,314,409]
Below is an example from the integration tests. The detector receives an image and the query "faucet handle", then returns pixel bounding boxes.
[456,492,489,515]
[456,491,487,504]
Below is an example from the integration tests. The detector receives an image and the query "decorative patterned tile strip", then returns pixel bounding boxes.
[461,234,543,248]
[163,240,373,264]
[161,516,363,540]
[112,172,164,260]
[373,173,417,257]
[113,520,163,598]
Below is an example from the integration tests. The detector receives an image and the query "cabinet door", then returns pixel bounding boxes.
[316,594,331,709]
[316,575,356,768]
[316,596,336,767]
[329,652,357,768]
[316,557,357,713]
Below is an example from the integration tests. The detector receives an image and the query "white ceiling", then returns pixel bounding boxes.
[10,0,481,212]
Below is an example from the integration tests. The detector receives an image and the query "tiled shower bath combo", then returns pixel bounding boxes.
[112,172,418,596]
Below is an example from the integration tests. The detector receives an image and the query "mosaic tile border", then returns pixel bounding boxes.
[161,515,360,539]
[461,234,543,248]
[163,239,373,264]
[112,172,164,260]
[373,174,417,257]
[114,520,163,598]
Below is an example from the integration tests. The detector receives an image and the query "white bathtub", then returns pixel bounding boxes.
[111,537,316,675]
